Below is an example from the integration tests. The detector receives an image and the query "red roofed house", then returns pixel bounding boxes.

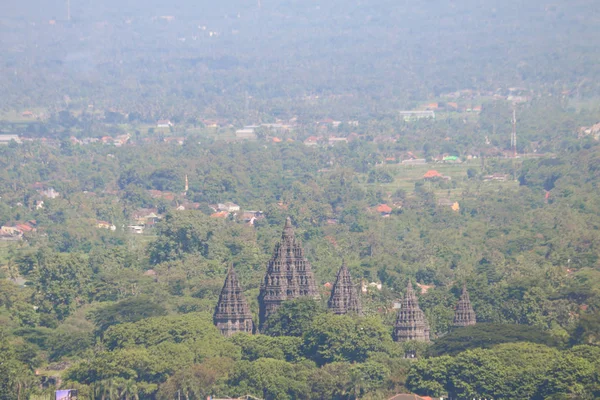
[15,223,35,233]
[388,395,433,400]
[211,211,229,218]
[376,204,393,216]
[423,170,443,179]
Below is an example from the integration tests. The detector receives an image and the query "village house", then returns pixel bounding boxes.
[217,202,240,212]
[361,280,383,293]
[483,173,509,181]
[131,209,161,226]
[0,135,22,145]
[1,220,37,240]
[147,190,176,201]
[211,211,229,218]
[399,110,435,121]
[39,188,60,199]
[303,136,320,146]
[96,220,116,231]
[127,225,144,234]
[113,134,130,147]
[240,211,264,225]
[328,137,348,146]
[423,170,442,179]
[317,118,342,128]
[442,155,461,163]
[579,122,600,140]
[387,394,435,400]
[163,137,185,145]
[235,128,257,140]
[423,170,451,181]
[156,119,173,128]
[176,201,201,211]
[376,204,393,217]
[401,158,427,165]
[0,226,23,241]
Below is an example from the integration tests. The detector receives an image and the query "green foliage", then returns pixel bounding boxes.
[302,314,394,365]
[92,296,168,336]
[405,355,453,397]
[149,212,219,264]
[226,358,313,400]
[230,334,303,362]
[102,313,241,366]
[29,250,92,321]
[262,298,326,337]
[428,323,559,356]
[408,342,599,400]
[156,358,235,400]
[0,328,36,400]
[2,101,600,399]
[309,362,354,400]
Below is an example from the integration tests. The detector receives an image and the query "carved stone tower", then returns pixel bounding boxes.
[453,284,476,327]
[393,281,430,342]
[328,261,361,315]
[258,217,319,329]
[214,265,254,336]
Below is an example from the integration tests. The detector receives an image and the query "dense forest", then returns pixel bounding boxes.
[1,135,600,399]
[2,0,600,121]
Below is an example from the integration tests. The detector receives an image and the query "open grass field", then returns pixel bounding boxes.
[362,161,519,200]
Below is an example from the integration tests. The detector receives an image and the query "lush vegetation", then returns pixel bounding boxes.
[0,136,600,399]
[2,0,600,398]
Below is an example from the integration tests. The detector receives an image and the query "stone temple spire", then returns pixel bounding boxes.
[393,281,430,342]
[453,284,476,327]
[214,265,254,336]
[328,261,361,315]
[258,217,319,329]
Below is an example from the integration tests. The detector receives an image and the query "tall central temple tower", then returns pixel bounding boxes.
[258,217,319,329]
[393,281,430,342]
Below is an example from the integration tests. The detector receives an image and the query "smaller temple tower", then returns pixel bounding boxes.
[453,284,476,327]
[328,261,361,315]
[393,281,430,342]
[214,265,254,336]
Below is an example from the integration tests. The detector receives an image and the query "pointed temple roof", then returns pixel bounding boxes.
[328,261,362,315]
[453,284,476,327]
[258,217,319,329]
[214,265,254,336]
[393,281,430,342]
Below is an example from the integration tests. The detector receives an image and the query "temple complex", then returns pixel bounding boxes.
[453,284,476,327]
[258,217,319,329]
[328,261,361,315]
[213,265,254,336]
[393,281,430,342]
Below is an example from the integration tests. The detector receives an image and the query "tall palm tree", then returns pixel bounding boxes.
[98,379,119,400]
